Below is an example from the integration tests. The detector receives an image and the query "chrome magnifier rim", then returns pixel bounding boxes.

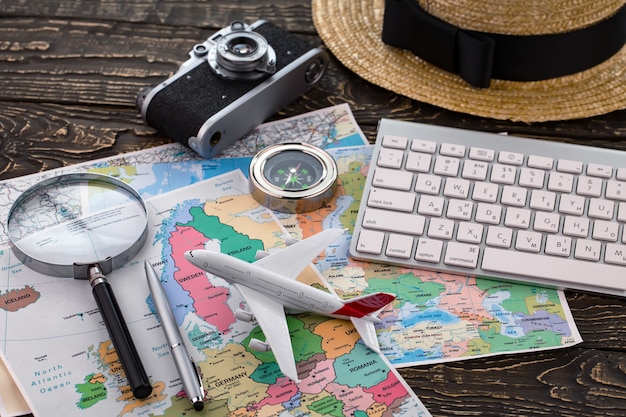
[7,172,149,279]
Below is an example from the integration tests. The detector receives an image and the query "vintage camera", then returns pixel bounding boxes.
[137,20,329,158]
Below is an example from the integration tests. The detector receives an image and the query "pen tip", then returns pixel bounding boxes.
[193,400,204,411]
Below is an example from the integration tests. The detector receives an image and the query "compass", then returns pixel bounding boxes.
[249,142,338,213]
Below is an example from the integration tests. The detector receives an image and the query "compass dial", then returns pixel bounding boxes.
[249,143,338,213]
[263,150,324,191]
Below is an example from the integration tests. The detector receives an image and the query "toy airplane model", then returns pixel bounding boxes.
[184,228,395,382]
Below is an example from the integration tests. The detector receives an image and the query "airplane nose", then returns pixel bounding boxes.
[184,250,194,260]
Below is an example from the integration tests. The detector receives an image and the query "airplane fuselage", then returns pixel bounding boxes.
[188,250,352,318]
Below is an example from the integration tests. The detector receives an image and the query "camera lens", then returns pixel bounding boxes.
[226,36,258,56]
[209,27,277,80]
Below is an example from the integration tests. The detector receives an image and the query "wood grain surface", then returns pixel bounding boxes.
[1,1,626,416]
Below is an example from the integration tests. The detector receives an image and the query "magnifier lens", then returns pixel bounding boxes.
[7,174,147,277]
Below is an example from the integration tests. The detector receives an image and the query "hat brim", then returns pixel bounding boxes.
[312,0,626,122]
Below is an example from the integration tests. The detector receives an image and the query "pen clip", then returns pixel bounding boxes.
[190,356,204,399]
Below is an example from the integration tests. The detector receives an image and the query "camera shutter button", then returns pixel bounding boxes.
[193,44,209,57]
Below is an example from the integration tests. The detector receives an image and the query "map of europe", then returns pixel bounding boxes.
[0,170,429,417]
[0,104,580,417]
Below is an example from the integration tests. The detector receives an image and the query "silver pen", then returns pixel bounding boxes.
[145,260,205,411]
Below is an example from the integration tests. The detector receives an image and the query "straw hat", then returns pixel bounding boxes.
[311,0,626,122]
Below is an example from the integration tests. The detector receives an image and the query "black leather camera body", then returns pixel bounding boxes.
[137,20,329,158]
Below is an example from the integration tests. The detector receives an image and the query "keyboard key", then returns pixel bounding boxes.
[557,159,583,174]
[587,163,612,178]
[415,173,441,194]
[518,168,545,188]
[475,203,502,224]
[472,182,499,202]
[528,155,553,169]
[574,239,601,261]
[577,176,603,197]
[604,243,626,265]
[386,234,414,259]
[362,208,425,235]
[545,235,572,257]
[592,220,619,241]
[498,151,524,165]
[563,216,589,237]
[529,190,556,211]
[382,135,408,149]
[406,152,432,172]
[440,143,466,157]
[605,180,626,201]
[500,186,527,206]
[469,147,495,162]
[414,238,443,263]
[377,148,404,168]
[461,160,489,180]
[443,178,470,198]
[372,167,413,191]
[588,198,614,219]
[456,222,483,243]
[485,226,512,248]
[482,247,626,292]
[367,188,415,212]
[447,199,473,220]
[559,194,585,215]
[547,172,574,192]
[355,230,385,254]
[515,230,542,252]
[427,218,454,239]
[490,164,516,184]
[444,242,479,268]
[411,139,436,153]
[433,156,460,176]
[417,195,445,216]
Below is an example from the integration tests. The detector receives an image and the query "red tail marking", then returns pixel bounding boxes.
[333,292,396,318]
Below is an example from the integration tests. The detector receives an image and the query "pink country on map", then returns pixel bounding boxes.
[167,223,235,333]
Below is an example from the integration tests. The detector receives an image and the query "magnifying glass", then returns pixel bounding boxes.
[6,173,153,399]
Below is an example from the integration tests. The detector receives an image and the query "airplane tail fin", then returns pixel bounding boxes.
[334,292,396,319]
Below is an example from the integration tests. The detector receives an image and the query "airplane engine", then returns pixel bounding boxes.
[235,309,255,322]
[248,338,271,352]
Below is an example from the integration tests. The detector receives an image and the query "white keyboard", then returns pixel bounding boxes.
[350,119,626,297]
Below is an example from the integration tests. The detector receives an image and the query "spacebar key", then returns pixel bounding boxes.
[481,248,626,293]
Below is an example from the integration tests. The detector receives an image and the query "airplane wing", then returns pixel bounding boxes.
[233,283,300,382]
[253,228,344,280]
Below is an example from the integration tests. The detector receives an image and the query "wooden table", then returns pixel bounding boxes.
[1,1,625,416]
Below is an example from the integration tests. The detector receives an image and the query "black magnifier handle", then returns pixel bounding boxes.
[89,266,153,399]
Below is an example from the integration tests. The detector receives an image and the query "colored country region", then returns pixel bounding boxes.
[337,160,368,231]
[364,371,410,408]
[244,315,324,382]
[298,358,336,394]
[0,286,40,312]
[334,344,388,388]
[308,393,344,417]
[118,381,168,416]
[477,327,563,353]
[200,343,270,409]
[252,378,300,410]
[326,381,376,413]
[75,373,107,409]
[311,319,361,359]
[167,224,234,333]
[365,270,445,309]
[177,205,265,263]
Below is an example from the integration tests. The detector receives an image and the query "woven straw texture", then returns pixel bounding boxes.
[312,0,626,122]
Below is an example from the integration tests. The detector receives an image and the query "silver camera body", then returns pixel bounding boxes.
[137,20,329,158]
